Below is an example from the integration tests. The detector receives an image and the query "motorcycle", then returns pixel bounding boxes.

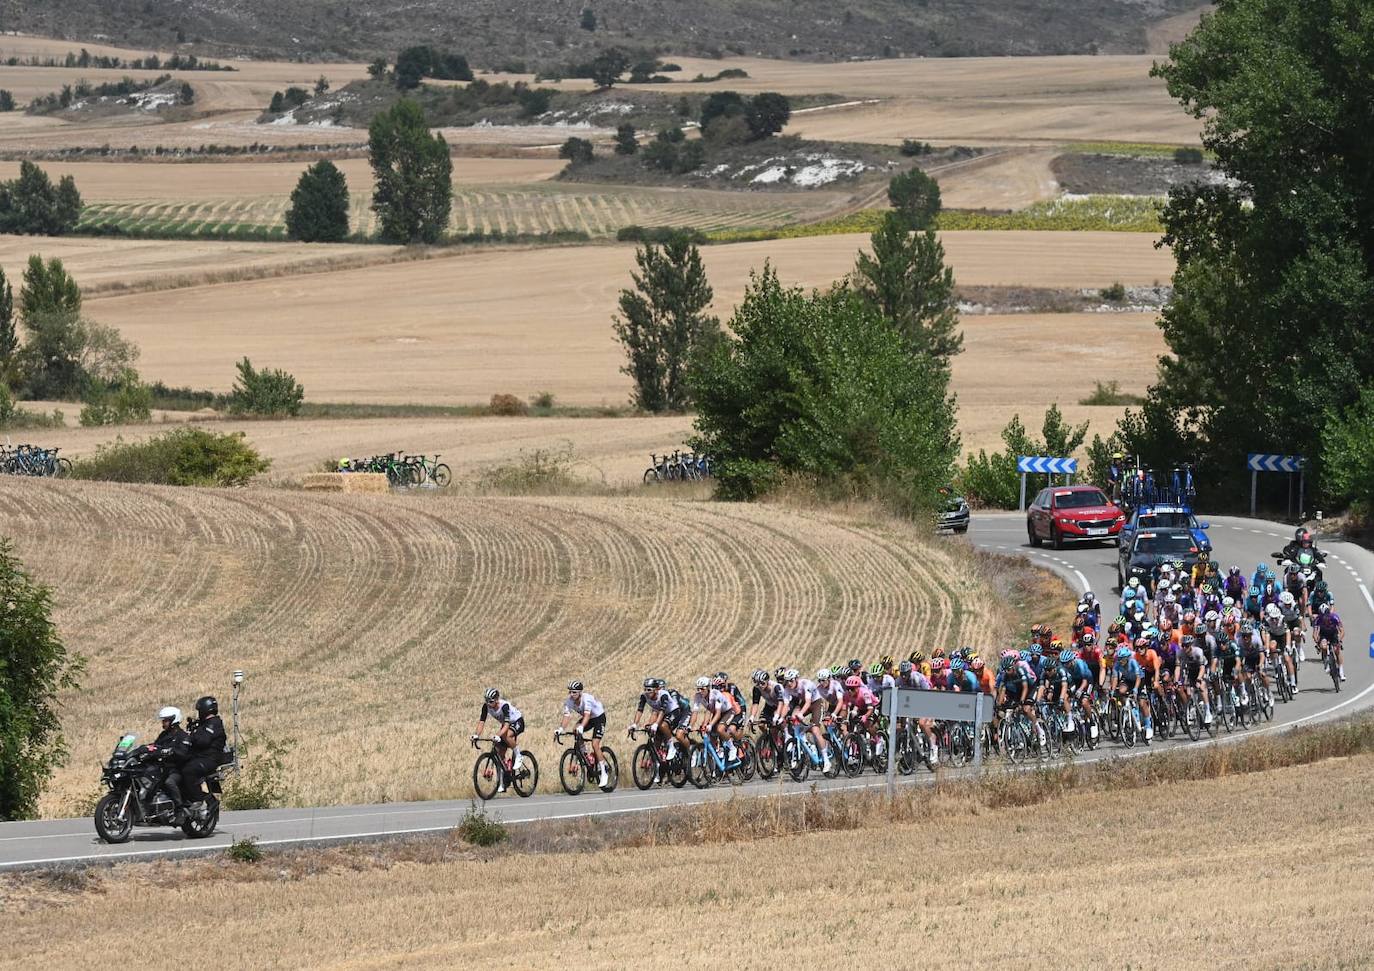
[93,734,231,843]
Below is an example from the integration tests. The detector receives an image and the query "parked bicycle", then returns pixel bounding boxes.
[0,443,70,477]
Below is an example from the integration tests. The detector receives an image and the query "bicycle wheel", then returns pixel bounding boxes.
[687,744,711,788]
[787,738,811,782]
[668,752,689,788]
[57,457,72,478]
[896,731,916,775]
[1062,714,1083,754]
[1182,699,1201,741]
[559,749,586,795]
[754,731,779,780]
[1121,707,1138,747]
[1329,656,1341,693]
[1261,684,1274,721]
[1217,690,1233,733]
[735,738,756,782]
[597,747,619,792]
[822,741,841,779]
[433,464,452,488]
[631,745,658,789]
[643,468,660,484]
[512,752,539,796]
[472,752,503,800]
[841,731,866,777]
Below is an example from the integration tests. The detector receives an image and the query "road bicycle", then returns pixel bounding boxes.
[554,728,618,795]
[1107,691,1143,748]
[751,719,786,779]
[1,444,70,477]
[642,450,712,484]
[687,729,753,788]
[1322,638,1342,693]
[784,716,835,781]
[403,453,452,488]
[823,717,865,777]
[471,736,539,799]
[627,726,689,790]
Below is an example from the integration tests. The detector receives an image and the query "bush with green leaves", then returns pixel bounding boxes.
[69,427,271,486]
[457,804,509,846]
[226,837,263,863]
[285,160,349,243]
[1321,384,1374,512]
[221,733,292,810]
[690,266,958,512]
[1173,146,1204,165]
[0,385,64,429]
[0,539,85,821]
[958,406,1088,509]
[79,369,152,426]
[558,137,594,166]
[228,357,304,417]
[614,124,638,155]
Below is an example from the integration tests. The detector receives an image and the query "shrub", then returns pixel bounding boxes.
[79,369,153,426]
[1321,384,1374,511]
[900,139,933,157]
[228,357,304,417]
[285,160,350,243]
[477,443,591,494]
[1099,281,1127,303]
[530,391,556,410]
[0,385,64,429]
[68,428,271,486]
[0,90,14,112]
[1078,380,1145,406]
[457,804,509,846]
[222,733,292,810]
[558,137,594,166]
[488,392,529,416]
[1173,146,1205,165]
[226,837,263,863]
[617,225,707,244]
[614,124,638,156]
[957,406,1088,508]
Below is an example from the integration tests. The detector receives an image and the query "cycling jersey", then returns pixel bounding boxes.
[1316,613,1342,639]
[1223,575,1247,601]
[693,688,738,717]
[562,692,606,718]
[950,670,979,693]
[479,700,524,725]
[752,682,786,710]
[1114,657,1143,684]
[726,682,748,712]
[845,686,878,715]
[870,673,896,695]
[1134,648,1159,674]
[1216,640,1239,673]
[783,678,821,708]
[638,688,681,715]
[815,679,844,706]
[1065,658,1094,689]
[897,672,932,691]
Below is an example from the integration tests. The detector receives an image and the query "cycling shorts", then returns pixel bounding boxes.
[802,700,827,728]
[665,707,690,731]
[1242,652,1262,672]
[1140,669,1156,691]
[585,713,606,739]
[759,703,777,725]
[505,717,526,737]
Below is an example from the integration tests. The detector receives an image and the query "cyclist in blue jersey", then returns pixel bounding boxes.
[1111,645,1151,742]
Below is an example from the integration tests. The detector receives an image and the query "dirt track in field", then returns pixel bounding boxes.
[0,478,1009,813]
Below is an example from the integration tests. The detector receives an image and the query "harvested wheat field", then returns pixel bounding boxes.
[82,232,1171,410]
[40,414,696,483]
[0,478,1011,815]
[4,747,1368,968]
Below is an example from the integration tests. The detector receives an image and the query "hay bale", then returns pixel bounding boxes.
[302,472,390,494]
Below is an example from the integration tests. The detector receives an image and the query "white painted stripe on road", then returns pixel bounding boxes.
[1073,570,1091,593]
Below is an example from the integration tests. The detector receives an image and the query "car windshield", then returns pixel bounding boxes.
[1134,532,1196,555]
[1138,512,1193,529]
[1053,490,1109,509]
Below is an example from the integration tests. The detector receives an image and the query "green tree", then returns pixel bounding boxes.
[958,406,1088,508]
[368,100,453,244]
[1321,384,1374,511]
[612,237,719,412]
[558,137,594,166]
[580,7,597,31]
[699,91,746,131]
[0,162,82,236]
[20,254,81,326]
[0,539,84,820]
[228,357,304,416]
[690,267,958,509]
[0,268,15,373]
[887,167,942,231]
[1140,0,1374,497]
[745,92,791,139]
[314,75,330,97]
[178,81,194,105]
[0,90,15,112]
[853,212,962,366]
[614,123,638,155]
[589,47,629,88]
[395,46,430,90]
[366,58,388,80]
[268,91,284,113]
[285,160,350,242]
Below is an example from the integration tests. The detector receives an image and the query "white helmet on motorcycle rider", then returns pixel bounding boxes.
[158,706,181,724]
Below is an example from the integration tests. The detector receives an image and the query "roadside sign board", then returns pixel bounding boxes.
[1017,456,1078,474]
[880,688,994,722]
[1369,633,1373,660]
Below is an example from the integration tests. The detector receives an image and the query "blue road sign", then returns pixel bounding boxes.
[1017,455,1078,474]
[1247,453,1304,473]
[1368,632,1373,660]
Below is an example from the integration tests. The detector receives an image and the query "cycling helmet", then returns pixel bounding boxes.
[899,660,914,675]
[1240,621,1254,634]
[1183,610,1196,623]
[951,659,966,673]
[1133,637,1147,650]
[712,674,727,688]
[1315,579,1329,593]
[971,658,985,672]
[909,649,926,664]
[869,662,885,676]
[1043,655,1059,671]
[1116,646,1134,660]
[847,659,863,673]
[1076,602,1088,615]
[567,680,584,692]
[1223,596,1235,608]
[878,654,894,669]
[1319,602,1332,614]
[1081,632,1096,647]
[715,670,729,682]
[1114,614,1127,627]
[783,668,799,682]
[653,678,667,690]
[1229,565,1240,576]
[1126,577,1139,590]
[643,677,657,690]
[1280,591,1295,607]
[844,676,862,690]
[933,657,947,671]
[194,696,218,718]
[1265,603,1282,619]
[1030,623,1044,637]
[816,668,831,682]
[1038,628,1053,640]
[483,688,499,703]
[1181,634,1195,647]
[1018,650,1031,662]
[1030,643,1043,657]
[932,646,947,658]
[695,676,711,690]
[776,666,789,680]
[1059,649,1076,665]
[1050,638,1064,650]
[751,669,769,685]
[158,705,182,723]
[999,656,1014,671]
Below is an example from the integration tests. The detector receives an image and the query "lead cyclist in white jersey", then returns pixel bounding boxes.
[559,679,610,788]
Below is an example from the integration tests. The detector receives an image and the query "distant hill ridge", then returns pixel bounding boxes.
[2,0,1207,64]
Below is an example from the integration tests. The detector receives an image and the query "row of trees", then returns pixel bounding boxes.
[0,162,82,236]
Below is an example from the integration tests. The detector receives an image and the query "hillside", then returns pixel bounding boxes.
[3,0,1209,64]
[0,478,1016,815]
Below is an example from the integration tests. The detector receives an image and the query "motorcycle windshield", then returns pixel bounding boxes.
[114,733,137,754]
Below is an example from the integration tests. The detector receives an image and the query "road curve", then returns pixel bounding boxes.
[2,512,1369,870]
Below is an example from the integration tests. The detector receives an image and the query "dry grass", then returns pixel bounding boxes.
[3,734,1369,968]
[0,478,1015,814]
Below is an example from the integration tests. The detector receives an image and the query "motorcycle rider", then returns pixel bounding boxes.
[181,696,227,813]
[1277,528,1326,571]
[151,706,191,824]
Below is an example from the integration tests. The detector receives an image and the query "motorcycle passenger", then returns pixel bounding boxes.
[560,680,610,788]
[181,695,226,812]
[151,706,192,824]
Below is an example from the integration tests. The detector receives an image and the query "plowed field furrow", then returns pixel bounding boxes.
[4,482,1018,813]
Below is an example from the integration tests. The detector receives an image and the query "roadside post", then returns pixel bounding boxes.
[880,688,996,797]
[1017,456,1079,511]
[1247,453,1304,518]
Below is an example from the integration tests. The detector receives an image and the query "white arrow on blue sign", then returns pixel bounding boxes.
[1368,632,1373,660]
[1017,456,1078,474]
[1247,453,1304,473]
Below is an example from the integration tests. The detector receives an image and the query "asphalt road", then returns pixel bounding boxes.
[2,512,1370,871]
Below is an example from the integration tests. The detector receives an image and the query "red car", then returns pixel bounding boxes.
[1026,485,1125,549]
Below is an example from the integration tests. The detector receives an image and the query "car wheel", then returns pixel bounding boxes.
[1027,521,1040,548]
[954,525,968,534]
[1051,524,1064,550]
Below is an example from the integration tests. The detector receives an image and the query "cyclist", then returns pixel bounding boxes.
[1278,590,1306,663]
[908,649,931,679]
[1131,636,1158,741]
[691,675,742,764]
[869,660,896,697]
[1239,621,1266,701]
[997,652,1043,747]
[1314,602,1345,681]
[472,688,526,792]
[816,667,847,723]
[1262,602,1298,694]
[1040,652,1068,731]
[842,674,883,755]
[1223,565,1248,604]
[632,677,691,763]
[1110,645,1149,742]
[1177,634,1212,725]
[749,669,785,728]
[897,660,940,762]
[1062,648,1096,734]
[1212,630,1241,704]
[714,671,749,750]
[559,680,610,788]
[781,668,833,773]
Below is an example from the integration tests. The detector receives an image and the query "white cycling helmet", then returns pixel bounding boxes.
[1280,591,1295,607]
[1126,577,1139,590]
[1265,603,1282,618]
[783,667,799,682]
[1204,610,1220,624]
[1223,596,1235,608]
[158,706,181,722]
[816,667,831,681]
[695,676,711,690]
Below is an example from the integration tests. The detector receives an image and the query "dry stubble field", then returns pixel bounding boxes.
[3,749,1367,968]
[0,477,1011,815]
